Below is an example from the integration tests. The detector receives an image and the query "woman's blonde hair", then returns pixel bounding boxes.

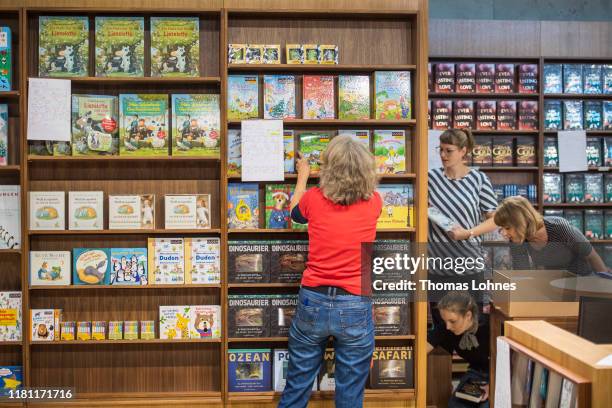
[494,196,544,242]
[439,128,475,157]
[319,135,378,205]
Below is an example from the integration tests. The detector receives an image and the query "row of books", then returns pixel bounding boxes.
[29,94,220,157]
[491,184,538,204]
[544,136,612,167]
[471,136,536,167]
[228,129,408,176]
[228,183,415,230]
[228,293,410,338]
[543,173,612,204]
[0,28,12,91]
[29,191,212,231]
[228,44,338,65]
[543,63,612,94]
[429,99,538,130]
[228,347,414,392]
[55,320,154,341]
[0,185,19,250]
[39,16,201,77]
[544,209,612,240]
[544,100,612,130]
[30,238,220,287]
[229,73,411,121]
[429,62,538,94]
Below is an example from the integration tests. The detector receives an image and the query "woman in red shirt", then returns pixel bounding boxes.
[278,135,382,408]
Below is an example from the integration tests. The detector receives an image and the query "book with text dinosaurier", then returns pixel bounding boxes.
[38,16,89,77]
[171,94,220,157]
[119,94,169,156]
[150,17,199,77]
[95,17,144,77]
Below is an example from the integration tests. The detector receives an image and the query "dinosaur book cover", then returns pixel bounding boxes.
[171,94,220,157]
[228,295,270,338]
[228,240,270,284]
[269,294,297,337]
[72,248,111,285]
[150,17,199,77]
[95,17,144,77]
[270,240,308,283]
[39,16,88,77]
[71,95,119,156]
[119,94,169,156]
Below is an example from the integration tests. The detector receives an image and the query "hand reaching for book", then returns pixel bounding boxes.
[296,152,311,180]
[480,384,489,401]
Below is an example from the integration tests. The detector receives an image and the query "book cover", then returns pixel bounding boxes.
[30,309,60,341]
[374,130,406,175]
[563,64,583,94]
[270,240,308,283]
[337,130,370,148]
[605,65,612,94]
[165,194,211,229]
[263,75,296,119]
[265,184,291,229]
[372,294,410,336]
[318,44,338,64]
[564,210,584,232]
[0,28,11,90]
[95,17,144,77]
[369,347,414,389]
[73,248,111,285]
[228,295,270,338]
[494,64,515,93]
[605,101,612,130]
[476,100,496,130]
[583,64,602,94]
[227,129,241,177]
[377,184,412,229]
[119,94,169,156]
[584,100,603,130]
[108,194,155,229]
[544,100,562,130]
[189,305,221,339]
[455,63,476,93]
[0,185,20,249]
[471,136,493,166]
[584,210,604,240]
[432,100,452,130]
[543,64,562,94]
[298,132,331,173]
[516,136,536,167]
[586,137,602,166]
[475,63,495,93]
[303,75,335,119]
[263,45,281,64]
[108,321,123,340]
[338,75,370,120]
[228,241,270,284]
[518,64,538,94]
[109,247,147,285]
[228,44,246,64]
[29,251,71,286]
[68,191,103,230]
[606,174,612,202]
[159,305,191,339]
[428,63,432,92]
[245,44,263,64]
[285,44,304,64]
[227,183,259,229]
[38,16,88,77]
[269,294,298,337]
[452,100,474,129]
[375,71,411,120]
[605,137,612,165]
[185,237,220,284]
[563,100,584,130]
[0,366,22,395]
[227,75,259,120]
[493,136,514,166]
[274,349,317,392]
[545,371,563,408]
[565,174,585,203]
[171,94,221,157]
[318,348,336,391]
[284,130,295,174]
[139,321,153,340]
[434,63,455,93]
[228,349,272,392]
[456,380,486,403]
[543,173,563,203]
[606,210,612,238]
[148,237,185,284]
[497,100,517,130]
[516,100,538,131]
[303,44,318,64]
[29,191,65,230]
[150,17,199,77]
[71,94,119,156]
[0,292,21,342]
[584,173,603,203]
[0,104,6,166]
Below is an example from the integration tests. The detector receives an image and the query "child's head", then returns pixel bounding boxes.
[319,135,377,205]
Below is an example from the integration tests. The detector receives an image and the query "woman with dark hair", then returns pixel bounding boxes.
[278,135,382,408]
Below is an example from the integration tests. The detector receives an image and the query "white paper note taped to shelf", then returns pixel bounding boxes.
[241,119,284,181]
[494,337,512,408]
[558,130,587,172]
[27,78,71,142]
[596,354,612,367]
[428,129,443,170]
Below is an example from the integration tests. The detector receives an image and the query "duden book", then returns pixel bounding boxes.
[369,346,414,389]
[228,349,272,392]
[274,349,317,392]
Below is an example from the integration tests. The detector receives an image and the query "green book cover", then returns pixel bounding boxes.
[119,94,169,156]
[71,95,119,156]
[298,132,331,173]
[374,130,406,174]
[338,75,370,120]
[172,94,220,157]
[150,17,199,77]
[39,16,89,77]
[375,71,411,120]
[95,17,144,77]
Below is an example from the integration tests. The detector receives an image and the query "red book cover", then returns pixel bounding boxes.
[455,63,476,93]
[427,100,432,129]
[453,100,474,129]
[476,100,497,130]
[497,100,517,130]
[434,63,455,93]
[432,100,452,130]
[518,64,538,94]
[302,75,335,119]
[495,64,516,93]
[518,101,539,130]
[476,63,495,93]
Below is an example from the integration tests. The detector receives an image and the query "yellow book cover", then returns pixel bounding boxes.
[286,44,303,64]
[376,185,413,229]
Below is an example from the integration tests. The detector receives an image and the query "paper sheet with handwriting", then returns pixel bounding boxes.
[558,130,587,172]
[27,78,71,142]
[241,119,284,181]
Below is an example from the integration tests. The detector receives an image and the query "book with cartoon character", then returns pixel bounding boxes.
[227,183,259,229]
[110,248,147,285]
[303,75,335,119]
[189,305,221,339]
[375,71,411,120]
[338,75,370,120]
[227,129,242,177]
[0,28,11,90]
[0,292,21,342]
[39,16,88,77]
[29,191,65,231]
[185,237,220,284]
[159,305,191,339]
[265,184,292,229]
[148,238,185,284]
[95,17,144,77]
[0,366,22,395]
[72,248,111,285]
[374,130,406,174]
[228,75,259,120]
[298,132,331,173]
[68,191,104,230]
[29,251,71,286]
[171,94,220,157]
[263,75,296,119]
[150,17,199,77]
[119,94,168,156]
[108,194,155,229]
[376,184,413,229]
[71,95,119,156]
[30,309,61,342]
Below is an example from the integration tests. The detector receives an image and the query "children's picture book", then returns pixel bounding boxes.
[38,16,88,77]
[185,237,220,284]
[428,207,458,232]
[262,45,281,64]
[110,248,147,285]
[303,44,319,64]
[228,44,246,64]
[119,94,169,156]
[159,305,191,339]
[172,94,220,157]
[263,75,296,119]
[0,28,11,90]
[374,130,406,174]
[375,71,411,120]
[0,366,22,395]
[303,75,335,119]
[338,75,370,120]
[29,191,65,230]
[31,309,60,342]
[95,17,144,77]
[337,129,370,148]
[148,238,185,284]
[227,183,259,229]
[0,292,21,342]
[246,44,263,64]
[29,251,71,286]
[0,104,7,166]
[0,185,20,249]
[164,194,211,229]
[73,248,111,285]
[265,184,292,229]
[189,305,221,339]
[139,321,154,340]
[298,132,331,173]
[150,17,199,77]
[377,184,413,229]
[318,45,338,64]
[228,75,259,120]
[108,194,155,229]
[228,349,272,392]
[284,130,295,174]
[68,191,104,230]
[71,95,119,156]
[286,44,304,64]
[227,129,241,177]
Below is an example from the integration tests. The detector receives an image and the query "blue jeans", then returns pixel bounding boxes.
[277,287,375,408]
[448,369,490,408]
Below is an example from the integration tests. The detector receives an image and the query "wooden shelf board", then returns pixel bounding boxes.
[544,166,610,172]
[0,341,22,346]
[227,389,415,402]
[67,76,221,85]
[228,335,415,342]
[229,119,416,126]
[26,392,223,406]
[376,228,416,233]
[0,91,20,99]
[226,8,418,17]
[543,93,612,99]
[28,229,221,236]
[28,155,220,162]
[476,166,539,171]
[469,130,539,134]
[30,284,221,290]
[429,92,539,98]
[228,283,301,288]
[228,64,416,72]
[228,229,307,233]
[30,339,222,345]
[0,249,21,255]
[0,165,20,173]
[227,173,417,180]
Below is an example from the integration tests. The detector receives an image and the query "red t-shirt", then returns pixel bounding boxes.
[293,187,382,295]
